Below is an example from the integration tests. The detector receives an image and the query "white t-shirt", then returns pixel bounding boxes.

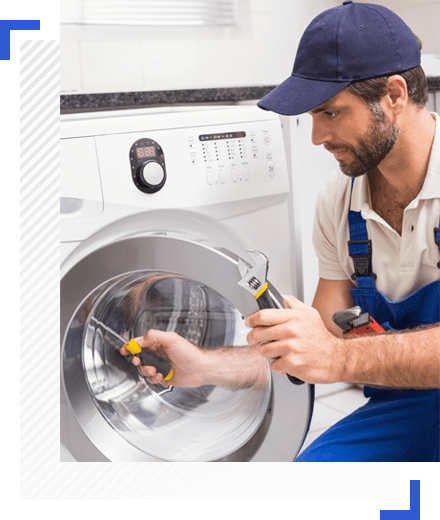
[312,113,440,302]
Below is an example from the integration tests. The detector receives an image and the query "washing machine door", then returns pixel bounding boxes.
[61,233,313,462]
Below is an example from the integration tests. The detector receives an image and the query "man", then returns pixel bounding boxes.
[252,0,440,462]
[121,1,440,461]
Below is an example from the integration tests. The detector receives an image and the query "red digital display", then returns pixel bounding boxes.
[136,146,156,159]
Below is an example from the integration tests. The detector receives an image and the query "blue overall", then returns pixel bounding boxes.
[297,182,440,462]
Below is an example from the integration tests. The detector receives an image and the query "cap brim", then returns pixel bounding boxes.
[257,75,352,116]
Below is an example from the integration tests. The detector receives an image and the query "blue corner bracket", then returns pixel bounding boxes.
[0,20,40,60]
[380,480,420,520]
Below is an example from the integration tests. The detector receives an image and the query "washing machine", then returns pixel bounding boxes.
[60,105,314,462]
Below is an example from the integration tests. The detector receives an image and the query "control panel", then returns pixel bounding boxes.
[86,107,289,208]
[125,117,284,197]
[129,138,166,193]
[187,126,277,187]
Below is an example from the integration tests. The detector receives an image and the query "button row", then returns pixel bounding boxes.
[206,166,250,186]
[205,161,275,186]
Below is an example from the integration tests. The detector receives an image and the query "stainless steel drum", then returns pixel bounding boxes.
[61,233,313,461]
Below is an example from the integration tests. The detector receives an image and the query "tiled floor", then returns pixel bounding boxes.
[299,384,368,455]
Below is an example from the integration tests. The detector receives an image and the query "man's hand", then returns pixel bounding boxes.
[120,330,207,388]
[120,329,269,389]
[245,295,345,384]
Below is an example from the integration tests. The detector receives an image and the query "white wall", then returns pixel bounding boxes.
[382,0,440,54]
[60,0,338,93]
[61,1,440,95]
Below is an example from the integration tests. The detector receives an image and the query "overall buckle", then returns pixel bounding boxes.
[434,227,440,269]
[348,239,377,281]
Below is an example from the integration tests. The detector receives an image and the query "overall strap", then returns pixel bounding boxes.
[434,218,440,269]
[348,178,377,290]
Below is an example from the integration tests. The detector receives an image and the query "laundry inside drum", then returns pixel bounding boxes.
[72,271,272,461]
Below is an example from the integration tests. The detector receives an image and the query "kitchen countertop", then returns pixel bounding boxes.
[61,80,440,113]
[428,76,440,90]
[60,86,274,113]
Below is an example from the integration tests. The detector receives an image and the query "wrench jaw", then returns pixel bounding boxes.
[237,250,281,311]
[237,250,269,298]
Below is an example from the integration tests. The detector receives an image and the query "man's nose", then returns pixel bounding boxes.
[311,119,333,146]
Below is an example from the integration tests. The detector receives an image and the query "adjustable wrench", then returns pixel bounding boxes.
[238,250,304,385]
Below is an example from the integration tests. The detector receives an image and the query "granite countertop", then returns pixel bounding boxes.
[60,86,274,113]
[428,76,440,90]
[61,80,440,113]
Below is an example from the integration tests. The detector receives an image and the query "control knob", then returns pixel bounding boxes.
[137,161,166,193]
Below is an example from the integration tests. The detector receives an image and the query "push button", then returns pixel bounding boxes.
[206,169,216,185]
[267,161,275,177]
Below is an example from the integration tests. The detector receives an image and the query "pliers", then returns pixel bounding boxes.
[332,306,384,335]
[238,250,304,385]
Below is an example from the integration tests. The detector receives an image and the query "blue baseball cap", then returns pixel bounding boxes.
[258,1,421,116]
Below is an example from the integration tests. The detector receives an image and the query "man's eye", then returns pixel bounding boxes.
[325,111,337,119]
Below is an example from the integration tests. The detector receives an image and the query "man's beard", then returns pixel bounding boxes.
[324,106,399,178]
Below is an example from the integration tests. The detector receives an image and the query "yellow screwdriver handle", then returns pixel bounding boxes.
[125,339,174,381]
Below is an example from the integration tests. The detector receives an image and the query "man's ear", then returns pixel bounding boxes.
[383,75,408,115]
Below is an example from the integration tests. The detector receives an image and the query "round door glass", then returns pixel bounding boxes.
[64,270,272,461]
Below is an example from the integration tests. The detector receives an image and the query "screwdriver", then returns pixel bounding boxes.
[89,317,174,382]
[123,338,174,381]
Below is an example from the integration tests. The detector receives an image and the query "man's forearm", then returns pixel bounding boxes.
[341,325,440,389]
[202,345,269,389]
